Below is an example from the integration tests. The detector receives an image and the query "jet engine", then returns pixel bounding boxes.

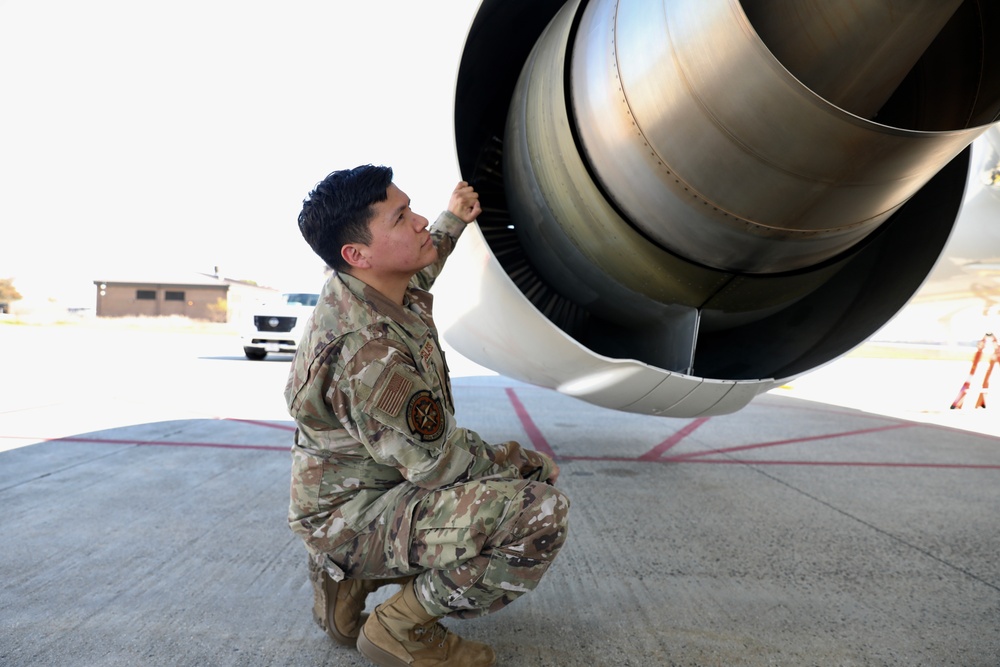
[434,0,1000,416]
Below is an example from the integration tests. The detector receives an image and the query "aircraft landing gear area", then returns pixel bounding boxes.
[950,333,1000,409]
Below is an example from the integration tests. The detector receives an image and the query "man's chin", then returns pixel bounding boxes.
[421,245,440,266]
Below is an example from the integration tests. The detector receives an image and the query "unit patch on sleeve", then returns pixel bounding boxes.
[406,390,444,441]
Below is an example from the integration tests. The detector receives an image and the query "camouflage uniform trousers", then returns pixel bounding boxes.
[328,477,570,619]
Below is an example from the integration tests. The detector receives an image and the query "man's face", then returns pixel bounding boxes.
[358,183,437,279]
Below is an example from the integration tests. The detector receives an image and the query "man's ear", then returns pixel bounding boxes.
[341,243,371,270]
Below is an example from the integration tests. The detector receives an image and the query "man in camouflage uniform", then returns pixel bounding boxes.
[286,165,570,667]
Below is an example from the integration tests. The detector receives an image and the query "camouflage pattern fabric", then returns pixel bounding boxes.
[286,211,569,617]
[323,477,569,619]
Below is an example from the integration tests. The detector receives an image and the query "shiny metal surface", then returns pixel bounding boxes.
[432,222,776,416]
[504,0,872,373]
[743,0,964,120]
[505,0,722,310]
[504,0,712,372]
[449,0,1000,413]
[571,0,998,273]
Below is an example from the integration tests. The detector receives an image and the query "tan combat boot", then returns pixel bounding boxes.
[309,557,415,647]
[309,556,379,646]
[357,580,497,667]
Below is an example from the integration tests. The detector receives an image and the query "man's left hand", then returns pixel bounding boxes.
[448,181,481,224]
[546,462,560,485]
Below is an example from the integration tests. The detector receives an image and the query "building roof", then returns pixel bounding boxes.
[93,272,270,290]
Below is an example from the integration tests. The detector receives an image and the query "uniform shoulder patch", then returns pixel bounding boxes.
[406,390,445,441]
[374,369,413,417]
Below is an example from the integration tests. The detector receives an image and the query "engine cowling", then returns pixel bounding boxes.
[434,0,1000,416]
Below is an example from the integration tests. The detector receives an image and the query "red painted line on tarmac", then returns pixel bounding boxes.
[558,455,646,463]
[9,434,999,469]
[556,453,1000,470]
[669,458,1000,470]
[27,435,288,453]
[505,388,558,459]
[638,417,711,461]
[663,423,914,462]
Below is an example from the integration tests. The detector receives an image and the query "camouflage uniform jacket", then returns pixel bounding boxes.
[285,211,554,564]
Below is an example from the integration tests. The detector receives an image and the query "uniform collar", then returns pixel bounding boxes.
[333,271,434,336]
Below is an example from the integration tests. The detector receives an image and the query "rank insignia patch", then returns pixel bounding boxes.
[419,340,435,366]
[406,390,444,441]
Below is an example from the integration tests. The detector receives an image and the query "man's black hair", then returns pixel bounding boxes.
[297,165,394,273]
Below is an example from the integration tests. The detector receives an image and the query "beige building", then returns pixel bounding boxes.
[94,273,277,323]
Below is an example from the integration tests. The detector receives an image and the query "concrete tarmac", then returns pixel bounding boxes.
[1,320,998,666]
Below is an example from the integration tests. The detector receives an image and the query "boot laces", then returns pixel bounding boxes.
[412,621,449,649]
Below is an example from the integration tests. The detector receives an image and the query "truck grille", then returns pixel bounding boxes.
[254,315,296,333]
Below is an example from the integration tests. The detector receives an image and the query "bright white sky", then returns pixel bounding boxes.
[0,0,477,307]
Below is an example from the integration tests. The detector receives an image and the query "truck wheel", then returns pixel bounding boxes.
[244,347,267,360]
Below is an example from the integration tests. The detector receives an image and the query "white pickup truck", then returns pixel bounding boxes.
[241,292,319,360]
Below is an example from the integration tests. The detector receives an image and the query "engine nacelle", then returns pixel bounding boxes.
[435,0,1000,416]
